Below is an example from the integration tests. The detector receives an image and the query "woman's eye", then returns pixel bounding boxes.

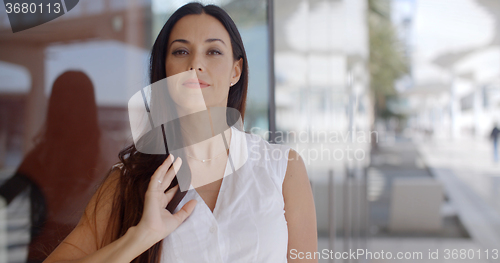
[173,50,188,55]
[208,50,222,55]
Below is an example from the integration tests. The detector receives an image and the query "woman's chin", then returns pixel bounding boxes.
[176,102,207,115]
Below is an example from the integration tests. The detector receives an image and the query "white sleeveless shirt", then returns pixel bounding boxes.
[161,125,291,262]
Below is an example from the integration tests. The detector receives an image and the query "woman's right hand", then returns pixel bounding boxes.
[135,154,197,245]
[43,155,196,263]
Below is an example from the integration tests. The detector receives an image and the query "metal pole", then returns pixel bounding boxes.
[266,0,276,143]
[362,166,369,254]
[343,165,351,263]
[352,166,359,263]
[329,169,335,263]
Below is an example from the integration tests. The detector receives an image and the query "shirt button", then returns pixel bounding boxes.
[209,226,217,233]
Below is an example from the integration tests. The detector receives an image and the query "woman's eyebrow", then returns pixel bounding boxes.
[169,38,226,48]
[206,38,226,46]
[169,39,189,49]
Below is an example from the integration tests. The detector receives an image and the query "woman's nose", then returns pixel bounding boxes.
[189,55,204,72]
[189,67,203,72]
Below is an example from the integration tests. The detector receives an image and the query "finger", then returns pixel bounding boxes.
[164,184,179,202]
[152,154,174,187]
[161,157,182,190]
[172,199,197,225]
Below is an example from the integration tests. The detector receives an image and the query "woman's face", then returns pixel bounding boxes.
[165,13,242,109]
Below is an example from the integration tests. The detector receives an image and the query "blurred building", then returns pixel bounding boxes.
[393,0,500,140]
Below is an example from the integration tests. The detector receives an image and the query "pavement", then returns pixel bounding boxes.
[350,135,500,263]
[417,136,500,262]
[417,137,500,213]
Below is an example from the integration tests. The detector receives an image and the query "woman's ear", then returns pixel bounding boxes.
[231,58,243,86]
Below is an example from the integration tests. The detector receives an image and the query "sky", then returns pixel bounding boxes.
[392,0,497,84]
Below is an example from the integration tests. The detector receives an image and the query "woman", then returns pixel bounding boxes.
[0,71,119,263]
[44,3,317,263]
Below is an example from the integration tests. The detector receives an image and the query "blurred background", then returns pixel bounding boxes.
[0,0,499,262]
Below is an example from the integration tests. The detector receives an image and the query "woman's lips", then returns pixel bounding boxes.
[182,78,210,88]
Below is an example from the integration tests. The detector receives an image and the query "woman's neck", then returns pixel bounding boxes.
[178,107,231,160]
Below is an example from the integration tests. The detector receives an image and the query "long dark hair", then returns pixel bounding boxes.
[93,3,248,263]
[10,71,101,262]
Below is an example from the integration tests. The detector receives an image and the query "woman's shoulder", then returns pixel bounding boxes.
[241,129,290,152]
[240,130,292,161]
[240,130,294,184]
[93,162,123,197]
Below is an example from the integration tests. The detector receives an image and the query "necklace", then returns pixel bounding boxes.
[180,123,232,163]
[186,149,229,163]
